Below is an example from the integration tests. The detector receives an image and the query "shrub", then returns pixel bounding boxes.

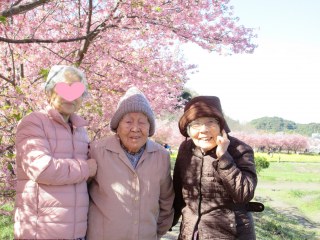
[255,156,270,174]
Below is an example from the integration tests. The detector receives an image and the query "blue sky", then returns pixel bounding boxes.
[184,0,320,124]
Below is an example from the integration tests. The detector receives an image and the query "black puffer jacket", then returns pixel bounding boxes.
[172,136,257,240]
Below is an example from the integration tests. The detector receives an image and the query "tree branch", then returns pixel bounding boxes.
[0,23,119,44]
[0,73,15,86]
[6,35,16,86]
[74,0,124,65]
[0,35,89,44]
[39,44,76,64]
[1,0,52,17]
[0,1,122,45]
[76,0,93,66]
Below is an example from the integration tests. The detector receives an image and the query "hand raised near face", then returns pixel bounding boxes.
[216,129,230,158]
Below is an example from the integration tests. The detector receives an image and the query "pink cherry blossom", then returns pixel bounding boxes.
[0,0,258,193]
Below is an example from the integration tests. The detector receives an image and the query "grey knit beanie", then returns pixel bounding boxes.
[110,87,155,136]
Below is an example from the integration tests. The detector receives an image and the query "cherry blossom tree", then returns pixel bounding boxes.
[232,132,310,154]
[283,134,309,154]
[0,0,257,133]
[0,0,257,195]
[153,117,185,150]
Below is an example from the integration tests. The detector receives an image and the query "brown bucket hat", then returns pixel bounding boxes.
[179,96,231,137]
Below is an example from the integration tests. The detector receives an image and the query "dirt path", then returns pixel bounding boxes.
[257,180,320,222]
[256,180,320,237]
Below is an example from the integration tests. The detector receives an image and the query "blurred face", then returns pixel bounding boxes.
[48,72,83,122]
[117,112,150,153]
[188,117,221,153]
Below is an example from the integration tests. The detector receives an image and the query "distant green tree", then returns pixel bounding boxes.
[296,123,320,136]
[249,117,320,136]
[251,117,297,132]
[180,91,192,102]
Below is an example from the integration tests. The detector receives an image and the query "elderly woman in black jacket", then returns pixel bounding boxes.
[172,96,261,240]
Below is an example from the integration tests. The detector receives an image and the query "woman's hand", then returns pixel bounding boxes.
[216,130,230,158]
[87,158,97,177]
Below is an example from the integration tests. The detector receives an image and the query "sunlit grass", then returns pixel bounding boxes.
[284,189,320,223]
[256,152,320,163]
[0,203,14,240]
[171,152,320,166]
[256,161,320,230]
[256,187,320,224]
[258,162,320,182]
[253,206,318,240]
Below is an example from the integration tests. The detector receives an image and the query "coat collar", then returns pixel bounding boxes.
[104,135,159,171]
[43,105,88,128]
[187,139,218,158]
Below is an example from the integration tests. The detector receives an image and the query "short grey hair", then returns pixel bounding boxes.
[44,65,89,97]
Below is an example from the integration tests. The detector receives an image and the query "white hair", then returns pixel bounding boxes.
[44,65,89,97]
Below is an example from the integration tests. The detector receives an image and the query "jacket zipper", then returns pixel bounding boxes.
[193,155,204,237]
[70,124,77,238]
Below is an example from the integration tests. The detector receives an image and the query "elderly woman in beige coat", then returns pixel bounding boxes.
[87,87,174,240]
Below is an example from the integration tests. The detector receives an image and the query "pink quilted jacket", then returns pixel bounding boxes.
[14,106,90,239]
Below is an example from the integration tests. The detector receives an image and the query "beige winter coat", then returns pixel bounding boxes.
[87,135,174,240]
[14,106,90,239]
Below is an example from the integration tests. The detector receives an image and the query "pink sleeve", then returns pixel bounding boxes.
[15,114,89,185]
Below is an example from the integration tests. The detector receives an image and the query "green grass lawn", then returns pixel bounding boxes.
[258,162,320,182]
[256,161,320,226]
[254,158,320,239]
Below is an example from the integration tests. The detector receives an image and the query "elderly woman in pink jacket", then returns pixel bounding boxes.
[87,87,175,240]
[14,65,97,239]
